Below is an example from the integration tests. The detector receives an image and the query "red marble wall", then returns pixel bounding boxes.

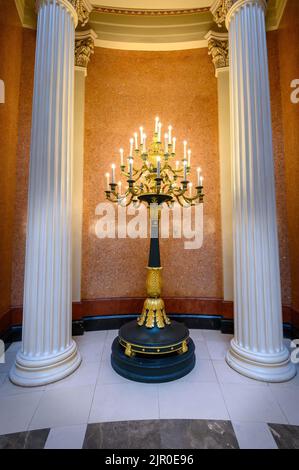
[82,47,222,301]
[0,0,23,326]
[277,0,299,320]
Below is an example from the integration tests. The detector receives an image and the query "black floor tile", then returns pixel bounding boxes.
[268,423,299,449]
[0,429,50,449]
[83,419,238,450]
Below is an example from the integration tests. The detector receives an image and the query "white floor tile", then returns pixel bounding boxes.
[213,360,267,386]
[98,361,134,385]
[89,382,159,423]
[158,381,229,420]
[221,383,287,424]
[0,350,17,373]
[0,377,46,396]
[47,361,100,391]
[0,392,43,435]
[105,330,119,342]
[232,421,278,449]
[74,330,108,345]
[193,340,210,359]
[189,329,204,341]
[206,340,230,360]
[77,341,105,363]
[202,330,232,343]
[44,424,87,449]
[270,387,299,425]
[29,385,95,430]
[178,359,217,383]
[268,366,299,388]
[0,373,6,385]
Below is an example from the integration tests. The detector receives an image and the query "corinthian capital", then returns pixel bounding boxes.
[210,0,233,27]
[75,30,97,69]
[69,0,92,26]
[205,31,229,76]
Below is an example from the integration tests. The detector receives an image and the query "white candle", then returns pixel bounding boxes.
[168,125,172,142]
[139,127,144,143]
[129,158,133,179]
[155,117,159,133]
[189,182,193,197]
[164,133,169,153]
[200,176,204,187]
[111,164,116,184]
[172,137,176,153]
[183,141,187,160]
[118,181,122,194]
[143,134,147,154]
[105,172,110,190]
[183,160,187,180]
[187,149,191,167]
[158,122,162,142]
[120,148,124,166]
[197,167,201,186]
[129,138,134,156]
[175,160,180,171]
[134,132,138,150]
[157,156,161,178]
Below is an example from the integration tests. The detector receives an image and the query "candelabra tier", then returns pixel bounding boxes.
[105,118,204,383]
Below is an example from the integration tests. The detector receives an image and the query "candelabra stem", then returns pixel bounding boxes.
[137,204,171,329]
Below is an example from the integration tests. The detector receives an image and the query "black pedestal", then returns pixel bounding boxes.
[111,320,196,383]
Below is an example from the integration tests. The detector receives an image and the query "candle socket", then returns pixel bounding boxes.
[182,181,189,190]
[120,165,125,171]
[127,179,135,188]
[110,183,117,191]
[155,177,162,193]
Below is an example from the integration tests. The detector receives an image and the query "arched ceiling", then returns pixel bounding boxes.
[19,0,287,51]
[91,1,213,9]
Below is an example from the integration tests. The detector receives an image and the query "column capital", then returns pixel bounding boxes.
[36,0,78,27]
[205,31,229,77]
[210,0,267,28]
[75,29,97,70]
[69,0,93,27]
[225,0,267,28]
[210,0,233,28]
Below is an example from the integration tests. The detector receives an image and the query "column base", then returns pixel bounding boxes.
[226,339,297,383]
[9,340,82,387]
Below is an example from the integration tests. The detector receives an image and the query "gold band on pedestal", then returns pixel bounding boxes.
[137,267,171,329]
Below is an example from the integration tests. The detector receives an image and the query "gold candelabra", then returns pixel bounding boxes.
[105,119,204,208]
[104,118,204,347]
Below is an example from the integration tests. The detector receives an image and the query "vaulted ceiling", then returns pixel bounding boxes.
[17,0,287,50]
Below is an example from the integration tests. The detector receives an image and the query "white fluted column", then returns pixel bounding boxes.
[10,0,82,386]
[225,0,296,382]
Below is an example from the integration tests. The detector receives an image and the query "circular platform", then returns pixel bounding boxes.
[118,319,190,355]
[111,336,196,383]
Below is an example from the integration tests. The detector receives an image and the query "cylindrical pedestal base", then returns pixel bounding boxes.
[111,337,195,383]
[9,341,81,387]
[226,339,296,383]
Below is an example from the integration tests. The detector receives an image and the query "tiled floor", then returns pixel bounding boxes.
[0,329,298,449]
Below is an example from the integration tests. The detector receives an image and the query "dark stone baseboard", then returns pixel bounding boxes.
[2,313,298,349]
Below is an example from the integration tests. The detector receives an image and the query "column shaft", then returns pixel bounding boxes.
[10,0,81,386]
[226,0,295,381]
